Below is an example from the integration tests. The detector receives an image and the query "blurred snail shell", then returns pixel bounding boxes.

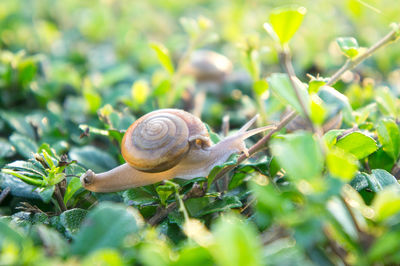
[183,50,233,83]
[80,109,274,192]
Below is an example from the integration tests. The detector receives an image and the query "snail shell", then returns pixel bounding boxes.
[121,109,211,173]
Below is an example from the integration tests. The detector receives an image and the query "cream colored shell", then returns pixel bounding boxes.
[121,109,211,172]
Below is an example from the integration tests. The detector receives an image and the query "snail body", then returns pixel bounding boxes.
[80,109,273,192]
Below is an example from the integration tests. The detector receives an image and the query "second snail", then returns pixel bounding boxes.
[80,109,274,192]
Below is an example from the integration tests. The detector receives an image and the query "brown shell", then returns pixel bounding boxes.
[121,109,210,172]
[184,50,233,82]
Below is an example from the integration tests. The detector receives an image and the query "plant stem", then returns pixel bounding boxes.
[279,48,316,132]
[212,110,297,182]
[327,27,399,86]
[54,184,67,212]
[0,187,10,205]
[148,182,206,225]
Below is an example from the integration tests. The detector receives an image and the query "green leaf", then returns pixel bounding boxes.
[150,42,175,75]
[156,184,175,206]
[326,197,358,240]
[83,249,124,266]
[336,37,360,58]
[37,185,55,203]
[376,119,400,161]
[323,129,345,148]
[153,79,171,97]
[376,87,399,118]
[242,47,260,81]
[318,86,354,124]
[0,138,15,158]
[211,214,263,266]
[372,185,400,221]
[368,230,400,262]
[229,156,270,189]
[271,132,324,181]
[0,112,35,139]
[369,169,400,191]
[35,225,68,257]
[350,173,370,192]
[326,148,358,181]
[5,160,46,177]
[71,202,142,256]
[268,6,307,44]
[1,168,45,187]
[309,94,326,125]
[9,133,38,159]
[0,220,25,248]
[123,187,157,206]
[368,148,394,172]
[180,17,201,38]
[69,146,118,173]
[350,170,399,205]
[64,177,83,205]
[308,78,327,94]
[204,123,221,144]
[0,173,41,199]
[85,92,102,115]
[253,80,269,96]
[207,153,239,187]
[267,73,309,116]
[131,79,150,109]
[195,196,242,217]
[60,208,88,236]
[335,132,378,159]
[174,245,214,266]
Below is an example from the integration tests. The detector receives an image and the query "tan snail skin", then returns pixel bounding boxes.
[80,109,274,193]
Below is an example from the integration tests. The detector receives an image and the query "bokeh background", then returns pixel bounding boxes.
[1,0,399,169]
[1,1,400,265]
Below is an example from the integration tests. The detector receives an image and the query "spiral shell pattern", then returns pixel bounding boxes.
[122,110,198,172]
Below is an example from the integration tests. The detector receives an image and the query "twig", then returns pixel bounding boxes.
[327,27,399,86]
[279,49,316,132]
[16,202,48,215]
[261,225,290,246]
[323,227,349,266]
[54,184,67,212]
[340,195,362,234]
[147,24,400,225]
[212,110,298,182]
[341,195,375,252]
[221,114,230,137]
[0,187,10,204]
[148,182,206,225]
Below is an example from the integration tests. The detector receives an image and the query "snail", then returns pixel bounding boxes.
[80,109,274,192]
[182,50,233,117]
[183,50,233,84]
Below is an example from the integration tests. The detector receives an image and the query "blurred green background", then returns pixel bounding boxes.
[1,0,399,172]
[1,1,400,265]
[1,0,399,111]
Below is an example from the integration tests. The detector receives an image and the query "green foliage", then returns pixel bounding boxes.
[0,1,400,265]
[335,132,378,159]
[212,214,263,266]
[70,202,142,256]
[336,37,360,58]
[150,42,175,75]
[267,6,307,45]
[267,73,309,116]
[271,132,323,181]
